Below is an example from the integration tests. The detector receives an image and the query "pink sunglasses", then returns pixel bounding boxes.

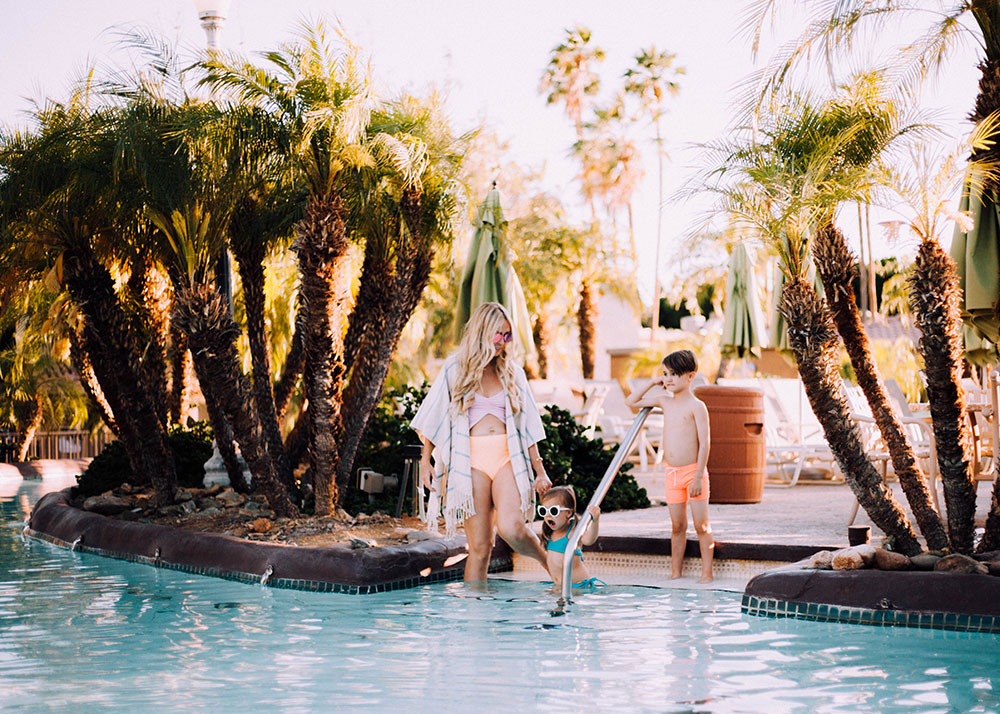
[493,331,513,345]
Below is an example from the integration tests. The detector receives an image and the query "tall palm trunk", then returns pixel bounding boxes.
[234,243,292,487]
[814,224,949,550]
[909,238,978,553]
[342,244,392,374]
[780,277,922,555]
[336,201,435,494]
[63,246,177,505]
[173,283,295,516]
[127,257,171,427]
[69,329,118,436]
[200,389,250,493]
[533,313,549,379]
[294,193,352,516]
[578,280,596,379]
[274,313,304,422]
[15,396,42,461]
[168,326,195,426]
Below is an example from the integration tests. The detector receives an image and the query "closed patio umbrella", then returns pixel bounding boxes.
[456,185,535,362]
[721,242,767,360]
[950,170,1000,344]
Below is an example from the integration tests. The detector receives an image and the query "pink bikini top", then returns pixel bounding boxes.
[468,390,507,427]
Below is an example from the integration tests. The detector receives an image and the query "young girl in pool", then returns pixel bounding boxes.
[539,486,604,588]
[411,302,553,583]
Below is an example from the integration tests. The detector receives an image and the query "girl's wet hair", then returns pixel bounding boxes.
[540,485,577,546]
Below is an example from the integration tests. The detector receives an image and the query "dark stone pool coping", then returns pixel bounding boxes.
[28,490,511,595]
[743,569,1000,634]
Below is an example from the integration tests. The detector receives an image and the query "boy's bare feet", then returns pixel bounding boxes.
[670,573,684,580]
[697,575,713,584]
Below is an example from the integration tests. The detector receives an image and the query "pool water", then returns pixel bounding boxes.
[3,477,999,713]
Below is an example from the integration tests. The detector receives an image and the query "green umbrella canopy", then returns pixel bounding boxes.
[950,170,1000,345]
[456,186,535,363]
[721,242,768,360]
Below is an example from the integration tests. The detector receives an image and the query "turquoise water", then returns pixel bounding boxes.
[2,477,999,713]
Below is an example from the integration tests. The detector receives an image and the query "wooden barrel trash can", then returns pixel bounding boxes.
[692,385,765,504]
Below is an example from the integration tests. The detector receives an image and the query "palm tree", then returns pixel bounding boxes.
[885,140,1000,552]
[778,76,950,551]
[0,95,179,505]
[334,95,466,495]
[540,26,605,140]
[624,46,684,332]
[202,23,378,515]
[699,105,923,554]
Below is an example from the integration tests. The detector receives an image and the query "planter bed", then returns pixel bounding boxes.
[743,568,1000,633]
[27,490,510,594]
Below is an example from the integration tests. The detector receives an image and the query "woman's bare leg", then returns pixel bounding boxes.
[463,469,495,582]
[492,465,549,573]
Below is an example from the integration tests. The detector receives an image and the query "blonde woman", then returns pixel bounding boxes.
[411,302,552,582]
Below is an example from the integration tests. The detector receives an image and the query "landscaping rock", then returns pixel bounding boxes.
[831,544,876,570]
[335,508,352,522]
[404,530,441,543]
[195,498,216,510]
[248,518,272,534]
[179,500,198,514]
[199,507,222,516]
[157,504,183,517]
[216,489,244,508]
[973,550,1000,562]
[804,550,833,569]
[873,548,911,571]
[909,553,941,571]
[82,493,133,516]
[390,527,416,540]
[935,554,989,575]
[350,537,377,549]
[174,489,194,502]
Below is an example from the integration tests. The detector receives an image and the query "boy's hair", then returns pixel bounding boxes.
[540,485,577,546]
[662,349,697,375]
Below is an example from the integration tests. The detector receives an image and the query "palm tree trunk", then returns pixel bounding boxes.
[336,236,434,496]
[234,244,292,487]
[69,329,118,436]
[168,326,195,426]
[910,238,978,553]
[127,257,171,427]
[274,313,304,422]
[173,282,295,516]
[64,246,177,505]
[199,385,250,493]
[294,193,352,516]
[15,396,42,461]
[533,313,549,379]
[343,245,392,374]
[780,277,922,555]
[814,224,949,550]
[578,280,596,379]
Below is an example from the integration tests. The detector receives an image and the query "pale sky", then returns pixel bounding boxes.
[0,1,986,299]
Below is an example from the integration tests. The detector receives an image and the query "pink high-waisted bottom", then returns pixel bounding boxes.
[469,433,511,479]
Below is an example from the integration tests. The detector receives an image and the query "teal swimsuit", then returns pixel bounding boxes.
[546,518,584,559]
[543,519,606,589]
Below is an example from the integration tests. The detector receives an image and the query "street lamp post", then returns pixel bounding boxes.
[193,0,234,320]
[194,0,231,51]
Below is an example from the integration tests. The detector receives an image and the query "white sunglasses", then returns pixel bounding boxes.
[537,504,574,518]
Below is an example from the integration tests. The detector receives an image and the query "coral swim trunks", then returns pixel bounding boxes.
[664,463,709,505]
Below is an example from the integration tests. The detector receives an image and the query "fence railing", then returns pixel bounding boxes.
[0,430,113,463]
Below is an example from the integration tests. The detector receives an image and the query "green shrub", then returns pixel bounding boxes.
[76,421,215,497]
[537,405,649,512]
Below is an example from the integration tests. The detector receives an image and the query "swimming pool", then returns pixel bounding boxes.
[3,477,999,713]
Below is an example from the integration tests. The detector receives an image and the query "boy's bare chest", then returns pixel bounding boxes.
[661,407,696,433]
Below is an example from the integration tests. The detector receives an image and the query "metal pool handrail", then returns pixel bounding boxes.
[559,407,652,603]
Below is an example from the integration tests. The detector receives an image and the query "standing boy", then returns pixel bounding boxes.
[625,349,714,583]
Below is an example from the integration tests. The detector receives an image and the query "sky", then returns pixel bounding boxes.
[0,1,986,300]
